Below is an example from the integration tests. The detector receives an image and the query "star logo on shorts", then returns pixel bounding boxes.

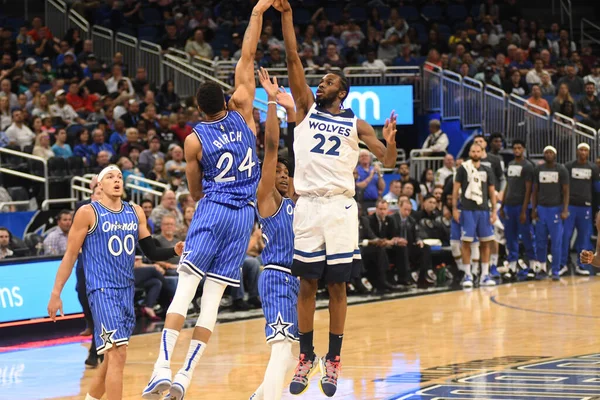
[268,313,293,339]
[99,323,117,347]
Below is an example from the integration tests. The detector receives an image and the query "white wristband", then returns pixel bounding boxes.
[362,239,369,247]
[267,101,277,106]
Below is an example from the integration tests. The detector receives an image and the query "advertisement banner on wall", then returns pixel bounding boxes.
[0,258,82,324]
[255,85,414,126]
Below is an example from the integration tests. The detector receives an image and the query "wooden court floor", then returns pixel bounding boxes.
[7,277,600,400]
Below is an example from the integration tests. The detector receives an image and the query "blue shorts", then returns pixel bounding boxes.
[258,268,299,344]
[460,210,494,242]
[179,199,255,287]
[450,218,462,241]
[88,286,135,355]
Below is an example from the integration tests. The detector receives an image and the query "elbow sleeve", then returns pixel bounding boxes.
[138,236,176,262]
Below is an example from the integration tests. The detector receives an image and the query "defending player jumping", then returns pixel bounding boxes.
[250,69,299,400]
[143,1,270,399]
[274,0,398,396]
[47,166,183,400]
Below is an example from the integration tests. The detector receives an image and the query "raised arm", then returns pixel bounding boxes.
[256,68,283,218]
[134,204,184,259]
[47,205,93,320]
[357,111,398,168]
[184,133,203,201]
[229,0,274,128]
[277,0,314,121]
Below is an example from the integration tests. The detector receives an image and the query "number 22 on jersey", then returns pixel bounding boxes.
[310,133,341,156]
[215,147,256,182]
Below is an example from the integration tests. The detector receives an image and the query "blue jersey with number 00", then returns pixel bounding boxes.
[193,111,260,208]
[82,201,139,293]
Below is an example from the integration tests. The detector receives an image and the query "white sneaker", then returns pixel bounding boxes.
[480,275,497,287]
[558,266,568,276]
[461,275,473,288]
[575,266,591,276]
[142,367,172,400]
[168,371,191,400]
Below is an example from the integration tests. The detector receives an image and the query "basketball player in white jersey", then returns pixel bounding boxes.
[275,0,398,396]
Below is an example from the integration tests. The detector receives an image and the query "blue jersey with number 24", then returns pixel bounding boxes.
[192,111,260,208]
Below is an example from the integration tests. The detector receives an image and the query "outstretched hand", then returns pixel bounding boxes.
[254,0,275,13]
[258,67,280,98]
[276,87,295,110]
[383,110,397,144]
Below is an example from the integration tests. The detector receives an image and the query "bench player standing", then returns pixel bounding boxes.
[452,143,497,288]
[143,1,270,398]
[251,69,299,400]
[47,166,183,400]
[275,0,398,396]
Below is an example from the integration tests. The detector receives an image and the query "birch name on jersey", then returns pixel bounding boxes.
[211,129,244,149]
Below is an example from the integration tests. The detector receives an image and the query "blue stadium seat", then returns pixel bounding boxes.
[543,95,555,105]
[377,7,391,20]
[470,4,481,18]
[421,5,443,22]
[325,7,343,22]
[5,17,25,31]
[411,22,428,43]
[138,26,158,42]
[447,5,467,22]
[437,24,452,41]
[118,26,136,37]
[349,7,367,22]
[293,8,312,25]
[142,8,162,25]
[398,6,419,22]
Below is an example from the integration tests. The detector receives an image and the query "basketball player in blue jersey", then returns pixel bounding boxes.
[275,0,398,396]
[143,2,270,399]
[250,69,299,400]
[47,165,183,400]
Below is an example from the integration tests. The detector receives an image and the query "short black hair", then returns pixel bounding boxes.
[57,210,72,220]
[330,70,350,102]
[141,199,153,207]
[512,139,526,148]
[473,134,486,141]
[196,81,226,116]
[277,157,290,170]
[489,132,504,142]
[423,193,436,202]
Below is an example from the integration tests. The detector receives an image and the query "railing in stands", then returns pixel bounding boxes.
[41,198,79,211]
[483,85,507,135]
[525,103,552,158]
[440,69,461,120]
[91,26,114,64]
[115,32,138,77]
[422,63,441,113]
[0,201,31,212]
[408,150,446,185]
[45,0,67,40]
[125,175,169,206]
[0,148,49,202]
[461,77,483,129]
[505,94,528,144]
[71,176,93,202]
[67,9,90,40]
[140,41,164,89]
[580,18,600,49]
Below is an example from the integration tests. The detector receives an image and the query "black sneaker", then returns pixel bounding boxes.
[85,354,99,368]
[248,297,262,309]
[232,299,251,311]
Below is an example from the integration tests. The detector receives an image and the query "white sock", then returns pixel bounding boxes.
[471,262,479,276]
[252,384,265,400]
[259,341,296,400]
[179,339,206,377]
[155,328,180,369]
[490,254,498,267]
[464,263,472,277]
[509,261,517,272]
[85,394,100,400]
[539,262,547,272]
[481,263,490,277]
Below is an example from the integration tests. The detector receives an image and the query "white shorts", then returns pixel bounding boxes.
[291,195,361,283]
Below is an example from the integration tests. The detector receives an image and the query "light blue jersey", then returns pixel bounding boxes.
[259,197,295,273]
[82,201,139,293]
[192,110,260,208]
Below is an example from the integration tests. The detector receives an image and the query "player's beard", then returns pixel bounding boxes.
[316,92,336,108]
